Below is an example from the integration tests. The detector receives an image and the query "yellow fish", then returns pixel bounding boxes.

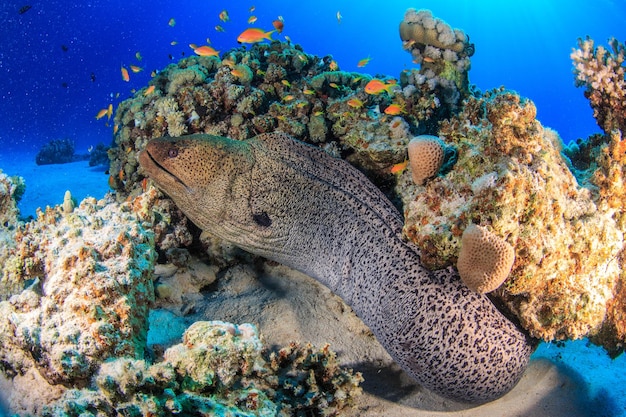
[390,160,409,175]
[282,95,295,102]
[135,52,142,61]
[347,98,363,108]
[364,79,394,95]
[106,103,113,120]
[384,103,405,115]
[281,79,291,88]
[303,89,315,95]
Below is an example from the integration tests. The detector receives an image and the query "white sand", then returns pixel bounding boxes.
[0,152,624,416]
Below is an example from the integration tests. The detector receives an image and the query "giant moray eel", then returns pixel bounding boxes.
[138,132,535,403]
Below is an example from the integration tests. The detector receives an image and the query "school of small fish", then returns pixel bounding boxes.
[96,2,409,175]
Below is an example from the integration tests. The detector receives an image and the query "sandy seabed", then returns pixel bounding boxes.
[0,151,624,417]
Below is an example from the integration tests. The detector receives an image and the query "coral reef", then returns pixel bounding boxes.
[456,223,515,294]
[399,88,625,353]
[35,139,89,166]
[108,40,465,203]
[87,143,110,167]
[40,321,362,417]
[0,193,156,392]
[571,36,626,134]
[399,9,475,112]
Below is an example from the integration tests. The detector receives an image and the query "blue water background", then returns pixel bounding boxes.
[1,0,626,155]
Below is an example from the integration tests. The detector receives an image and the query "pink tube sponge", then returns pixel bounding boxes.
[457,224,515,294]
[407,135,445,185]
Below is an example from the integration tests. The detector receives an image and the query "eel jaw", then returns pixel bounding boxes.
[139,148,189,190]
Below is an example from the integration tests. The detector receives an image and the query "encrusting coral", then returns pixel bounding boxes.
[456,224,515,294]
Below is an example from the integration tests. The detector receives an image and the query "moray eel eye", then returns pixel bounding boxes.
[167,148,178,158]
[252,212,272,227]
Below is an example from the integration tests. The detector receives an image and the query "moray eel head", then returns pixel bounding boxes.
[139,134,259,238]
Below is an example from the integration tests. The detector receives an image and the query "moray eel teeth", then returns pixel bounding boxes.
[139,132,535,403]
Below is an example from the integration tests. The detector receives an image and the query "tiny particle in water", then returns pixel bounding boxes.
[61,82,68,88]
[61,44,68,52]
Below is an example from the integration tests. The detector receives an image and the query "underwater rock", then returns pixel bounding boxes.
[399,88,625,352]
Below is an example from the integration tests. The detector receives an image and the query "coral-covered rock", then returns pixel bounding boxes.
[40,321,363,417]
[571,36,626,134]
[0,194,156,386]
[399,88,624,351]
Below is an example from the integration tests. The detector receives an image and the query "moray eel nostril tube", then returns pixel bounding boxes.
[139,132,535,403]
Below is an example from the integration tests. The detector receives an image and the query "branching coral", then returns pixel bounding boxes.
[571,36,626,134]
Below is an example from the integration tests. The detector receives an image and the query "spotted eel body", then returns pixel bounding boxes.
[139,132,535,403]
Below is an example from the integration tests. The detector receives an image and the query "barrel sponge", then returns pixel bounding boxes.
[408,135,445,185]
[457,224,515,294]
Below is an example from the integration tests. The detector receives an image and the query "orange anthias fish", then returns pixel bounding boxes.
[364,79,394,95]
[215,25,225,32]
[106,103,113,120]
[329,60,339,71]
[390,160,409,175]
[272,19,284,33]
[95,108,108,120]
[219,10,229,22]
[357,57,371,68]
[384,103,405,115]
[193,45,220,57]
[237,28,275,43]
[144,85,155,96]
[247,15,257,24]
[121,66,130,82]
[347,97,363,108]
[129,65,143,73]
